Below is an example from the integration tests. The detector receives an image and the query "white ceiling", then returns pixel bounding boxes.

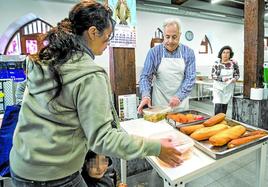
[37,0,268,26]
[138,0,268,27]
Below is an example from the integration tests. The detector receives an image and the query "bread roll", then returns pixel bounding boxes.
[209,125,246,146]
[179,124,204,135]
[203,113,226,127]
[190,124,229,141]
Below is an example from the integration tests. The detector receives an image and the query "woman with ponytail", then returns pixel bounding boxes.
[10,1,182,186]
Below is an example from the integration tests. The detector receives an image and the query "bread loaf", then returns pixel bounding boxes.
[227,133,267,148]
[190,124,229,141]
[241,130,267,137]
[220,120,228,125]
[203,113,226,127]
[209,125,246,146]
[179,124,204,135]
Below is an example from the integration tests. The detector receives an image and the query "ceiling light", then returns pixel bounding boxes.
[201,12,227,17]
[143,3,178,10]
[229,0,244,4]
[211,0,224,4]
[265,12,268,17]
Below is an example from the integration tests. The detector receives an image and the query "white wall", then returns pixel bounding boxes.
[135,11,244,79]
[0,0,248,80]
[0,0,72,32]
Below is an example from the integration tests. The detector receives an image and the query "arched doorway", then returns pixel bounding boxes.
[0,13,52,55]
[0,14,53,111]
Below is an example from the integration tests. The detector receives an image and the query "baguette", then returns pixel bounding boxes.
[227,134,267,148]
[190,124,229,141]
[203,113,226,127]
[220,120,228,125]
[241,130,267,137]
[179,124,204,135]
[209,125,246,146]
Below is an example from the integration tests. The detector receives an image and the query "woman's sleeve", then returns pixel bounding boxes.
[211,62,222,81]
[73,73,161,160]
[233,61,240,80]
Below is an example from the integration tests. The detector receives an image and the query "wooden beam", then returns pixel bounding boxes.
[197,0,244,10]
[109,47,136,111]
[171,0,189,5]
[243,0,264,97]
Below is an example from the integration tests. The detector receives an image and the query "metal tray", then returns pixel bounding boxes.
[166,110,211,128]
[188,118,268,159]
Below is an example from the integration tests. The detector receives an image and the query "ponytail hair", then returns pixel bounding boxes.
[29,0,115,106]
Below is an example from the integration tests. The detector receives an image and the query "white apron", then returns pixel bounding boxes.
[152,48,189,112]
[213,68,235,104]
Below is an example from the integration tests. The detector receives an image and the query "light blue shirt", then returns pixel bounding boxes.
[139,43,196,101]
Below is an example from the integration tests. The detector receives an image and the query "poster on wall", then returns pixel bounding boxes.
[118,94,137,121]
[108,0,136,48]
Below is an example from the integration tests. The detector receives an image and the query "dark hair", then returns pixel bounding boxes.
[85,151,97,161]
[217,45,234,59]
[30,0,115,105]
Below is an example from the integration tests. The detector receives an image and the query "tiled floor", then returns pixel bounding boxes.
[184,99,268,187]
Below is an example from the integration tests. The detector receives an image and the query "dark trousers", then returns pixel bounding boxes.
[11,170,87,187]
[214,103,228,115]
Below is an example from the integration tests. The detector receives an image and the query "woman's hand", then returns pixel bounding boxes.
[222,77,229,82]
[230,78,237,83]
[223,77,236,83]
[158,138,183,167]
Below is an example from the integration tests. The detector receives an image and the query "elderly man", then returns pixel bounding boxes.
[138,18,196,113]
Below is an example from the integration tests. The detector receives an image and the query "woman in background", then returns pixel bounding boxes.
[211,45,240,115]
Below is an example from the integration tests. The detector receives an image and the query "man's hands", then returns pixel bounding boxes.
[158,138,183,167]
[137,97,151,114]
[169,96,181,108]
[138,96,181,113]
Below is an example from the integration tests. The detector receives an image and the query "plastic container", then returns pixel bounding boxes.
[143,106,171,122]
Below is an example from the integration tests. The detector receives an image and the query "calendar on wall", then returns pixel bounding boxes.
[109,25,136,48]
[118,94,137,121]
[109,0,136,48]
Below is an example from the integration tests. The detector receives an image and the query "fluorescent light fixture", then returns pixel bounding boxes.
[201,12,227,18]
[143,3,178,10]
[265,12,268,17]
[229,0,244,4]
[211,0,224,4]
